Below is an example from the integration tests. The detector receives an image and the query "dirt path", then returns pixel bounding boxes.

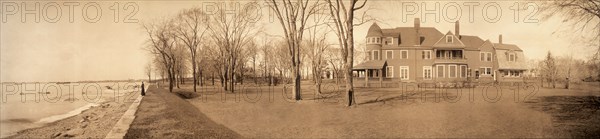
[124,86,241,139]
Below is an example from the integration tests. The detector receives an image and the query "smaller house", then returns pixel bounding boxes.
[493,36,528,82]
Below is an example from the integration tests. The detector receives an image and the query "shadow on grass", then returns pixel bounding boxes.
[525,96,600,138]
[175,91,200,99]
[357,92,420,105]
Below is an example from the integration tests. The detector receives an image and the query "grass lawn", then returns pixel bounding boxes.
[162,80,599,138]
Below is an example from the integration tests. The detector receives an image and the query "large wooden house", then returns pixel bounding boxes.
[353,18,527,85]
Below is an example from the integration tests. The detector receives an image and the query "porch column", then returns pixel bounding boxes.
[365,70,369,87]
[379,69,383,88]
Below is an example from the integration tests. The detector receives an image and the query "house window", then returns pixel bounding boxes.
[460,65,467,78]
[386,66,394,78]
[386,37,394,45]
[400,66,409,80]
[386,50,393,59]
[480,52,485,61]
[367,51,372,60]
[509,53,516,62]
[423,66,432,80]
[436,65,445,78]
[373,50,379,60]
[480,67,492,75]
[446,35,453,43]
[367,37,381,44]
[400,50,408,59]
[422,50,432,59]
[449,65,457,78]
[480,52,493,62]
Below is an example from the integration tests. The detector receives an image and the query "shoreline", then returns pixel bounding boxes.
[1,102,99,138]
[36,102,101,124]
[4,93,139,139]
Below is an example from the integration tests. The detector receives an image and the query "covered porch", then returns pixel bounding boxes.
[497,68,527,82]
[352,60,387,87]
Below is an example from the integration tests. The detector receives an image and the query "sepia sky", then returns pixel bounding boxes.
[1,1,598,82]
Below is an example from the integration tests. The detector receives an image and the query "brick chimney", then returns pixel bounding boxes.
[499,34,503,44]
[414,18,420,45]
[455,21,460,39]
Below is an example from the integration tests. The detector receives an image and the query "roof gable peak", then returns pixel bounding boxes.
[431,31,465,48]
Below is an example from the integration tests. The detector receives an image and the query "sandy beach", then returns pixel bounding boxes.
[2,82,143,139]
[4,97,137,139]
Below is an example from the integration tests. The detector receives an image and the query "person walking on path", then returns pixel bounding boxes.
[141,82,146,96]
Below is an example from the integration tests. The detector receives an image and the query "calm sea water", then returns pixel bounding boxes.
[0,82,142,138]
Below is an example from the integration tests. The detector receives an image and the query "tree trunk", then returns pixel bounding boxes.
[253,57,257,84]
[192,59,197,92]
[552,74,556,88]
[199,69,203,86]
[222,63,228,91]
[177,69,181,88]
[345,9,357,106]
[168,67,174,92]
[293,65,302,101]
[232,58,236,92]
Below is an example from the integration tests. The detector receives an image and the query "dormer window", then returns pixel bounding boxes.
[385,37,394,45]
[508,53,516,62]
[446,35,453,43]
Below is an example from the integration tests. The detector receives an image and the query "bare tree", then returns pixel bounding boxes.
[325,0,369,106]
[564,55,574,89]
[143,20,178,92]
[541,51,559,88]
[173,7,209,92]
[305,24,330,95]
[541,0,600,41]
[172,43,188,88]
[207,3,259,92]
[246,40,259,84]
[541,0,600,79]
[266,0,323,101]
[145,62,152,82]
[325,47,343,85]
[274,40,293,85]
[259,36,278,86]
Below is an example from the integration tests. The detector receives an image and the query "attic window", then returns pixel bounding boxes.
[446,35,453,43]
[508,53,516,62]
[386,37,394,45]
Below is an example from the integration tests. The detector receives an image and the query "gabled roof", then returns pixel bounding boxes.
[353,60,387,70]
[460,35,485,50]
[432,31,465,48]
[380,27,443,46]
[493,43,522,51]
[495,50,527,70]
